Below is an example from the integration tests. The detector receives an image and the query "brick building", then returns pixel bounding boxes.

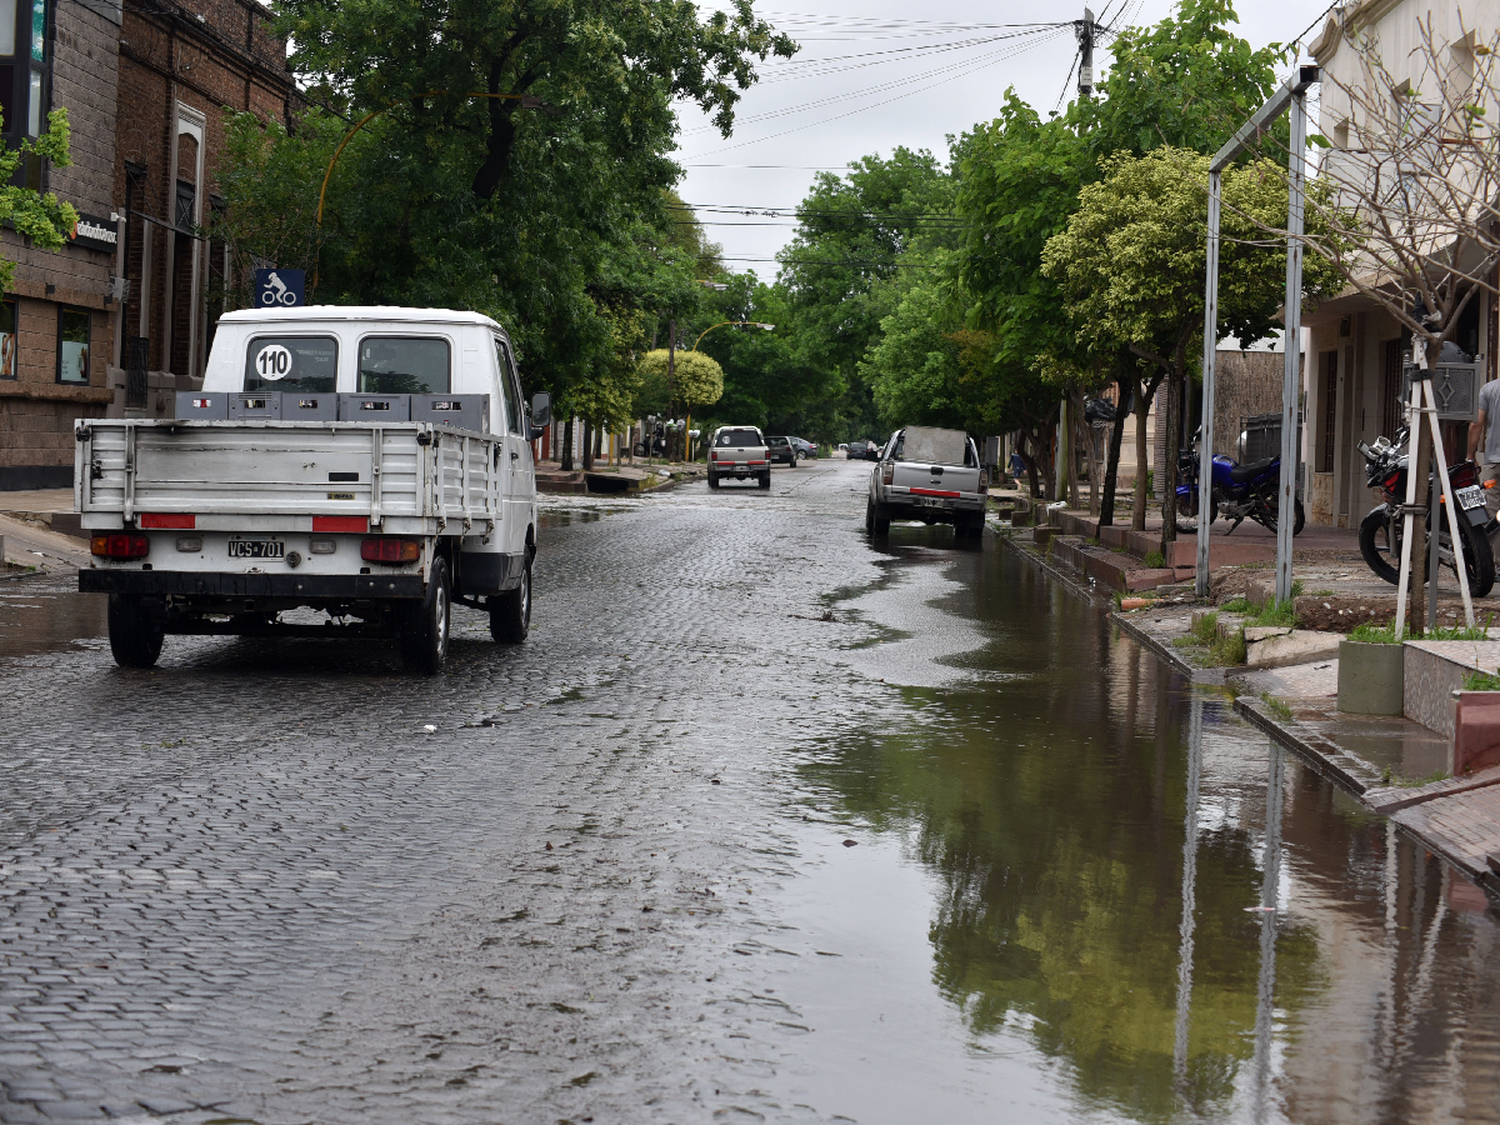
[0,0,122,489]
[112,0,293,418]
[0,0,293,490]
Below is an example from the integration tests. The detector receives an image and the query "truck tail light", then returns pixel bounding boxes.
[710,450,720,462]
[360,537,420,564]
[91,534,150,559]
[882,462,894,485]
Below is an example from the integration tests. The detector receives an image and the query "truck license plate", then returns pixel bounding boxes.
[1457,485,1485,511]
[919,496,946,508]
[228,538,285,559]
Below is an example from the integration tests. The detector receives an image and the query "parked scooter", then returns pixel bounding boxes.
[634,422,668,458]
[1355,429,1495,597]
[1174,431,1305,536]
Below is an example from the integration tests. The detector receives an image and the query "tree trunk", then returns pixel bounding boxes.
[560,417,575,471]
[1100,382,1128,527]
[581,420,594,471]
[1161,364,1180,550]
[1066,392,1082,509]
[1132,376,1150,532]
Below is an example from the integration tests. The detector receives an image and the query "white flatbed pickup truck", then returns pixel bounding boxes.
[706,425,771,490]
[866,425,988,541]
[75,305,551,673]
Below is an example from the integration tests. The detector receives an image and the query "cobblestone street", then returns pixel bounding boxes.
[0,460,966,1124]
[7,459,1500,1125]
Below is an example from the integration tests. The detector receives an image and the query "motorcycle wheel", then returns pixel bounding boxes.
[1457,517,1496,598]
[1174,488,1213,532]
[1259,494,1306,536]
[1359,508,1401,585]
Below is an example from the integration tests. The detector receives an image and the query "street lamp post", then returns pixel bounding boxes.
[686,321,774,461]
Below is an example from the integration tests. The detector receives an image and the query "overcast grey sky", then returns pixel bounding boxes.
[674,1,1337,274]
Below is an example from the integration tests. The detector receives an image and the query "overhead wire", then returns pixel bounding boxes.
[682,25,1061,135]
[685,25,1070,158]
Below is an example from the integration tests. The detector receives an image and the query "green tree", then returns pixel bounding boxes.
[1042,149,1345,546]
[637,349,724,415]
[0,109,78,293]
[216,2,792,413]
[953,0,1287,520]
[692,276,841,441]
[777,147,959,439]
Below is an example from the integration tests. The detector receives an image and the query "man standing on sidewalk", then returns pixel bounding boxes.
[1469,377,1500,515]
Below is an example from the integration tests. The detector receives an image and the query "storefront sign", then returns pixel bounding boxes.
[69,213,118,253]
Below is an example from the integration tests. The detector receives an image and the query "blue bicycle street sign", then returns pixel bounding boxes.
[255,268,305,308]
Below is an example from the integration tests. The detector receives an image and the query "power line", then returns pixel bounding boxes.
[685,25,1069,158]
[682,26,1059,136]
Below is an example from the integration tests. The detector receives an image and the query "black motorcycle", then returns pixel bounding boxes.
[1356,429,1495,597]
[634,423,668,458]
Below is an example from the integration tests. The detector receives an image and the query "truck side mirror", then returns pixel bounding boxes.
[530,392,552,440]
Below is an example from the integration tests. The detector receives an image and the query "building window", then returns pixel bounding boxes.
[0,298,14,379]
[57,306,88,384]
[0,0,47,184]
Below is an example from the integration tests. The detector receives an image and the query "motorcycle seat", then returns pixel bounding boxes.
[1228,457,1277,484]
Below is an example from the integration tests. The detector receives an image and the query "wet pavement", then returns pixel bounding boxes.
[2,459,1499,1123]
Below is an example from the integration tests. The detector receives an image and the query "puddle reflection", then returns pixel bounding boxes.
[796,546,1500,1124]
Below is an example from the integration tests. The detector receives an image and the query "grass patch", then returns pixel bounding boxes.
[1424,616,1495,640]
[1214,628,1248,666]
[1221,581,1304,628]
[1261,692,1293,720]
[1248,598,1297,628]
[1188,611,1219,645]
[1170,610,1245,665]
[1142,549,1165,568]
[1313,588,1335,597]
[1350,620,1400,643]
[1462,669,1500,691]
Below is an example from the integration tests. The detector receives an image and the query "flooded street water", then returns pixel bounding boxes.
[2,460,1499,1123]
[793,538,1500,1124]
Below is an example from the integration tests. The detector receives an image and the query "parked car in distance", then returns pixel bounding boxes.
[846,439,871,459]
[707,425,772,490]
[789,436,817,460]
[766,435,798,467]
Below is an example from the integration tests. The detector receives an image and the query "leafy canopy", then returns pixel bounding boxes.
[0,109,78,292]
[1041,148,1346,371]
[637,348,725,410]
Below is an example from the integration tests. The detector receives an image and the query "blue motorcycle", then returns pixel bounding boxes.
[1174,435,1305,536]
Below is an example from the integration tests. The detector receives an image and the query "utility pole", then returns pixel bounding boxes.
[1076,7,1096,98]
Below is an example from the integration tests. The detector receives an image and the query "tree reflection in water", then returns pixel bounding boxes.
[802,549,1500,1123]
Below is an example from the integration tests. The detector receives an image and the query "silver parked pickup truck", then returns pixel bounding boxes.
[707,425,771,490]
[76,305,550,674]
[866,425,987,541]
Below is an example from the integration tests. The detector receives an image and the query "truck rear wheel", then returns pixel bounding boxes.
[107,594,164,669]
[401,557,450,674]
[708,471,720,490]
[759,471,771,490]
[489,555,532,643]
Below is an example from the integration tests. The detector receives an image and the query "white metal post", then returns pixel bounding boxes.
[1196,173,1221,596]
[1275,87,1308,604]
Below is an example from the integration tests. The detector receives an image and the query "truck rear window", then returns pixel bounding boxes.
[359,337,451,394]
[716,429,761,447]
[245,336,338,393]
